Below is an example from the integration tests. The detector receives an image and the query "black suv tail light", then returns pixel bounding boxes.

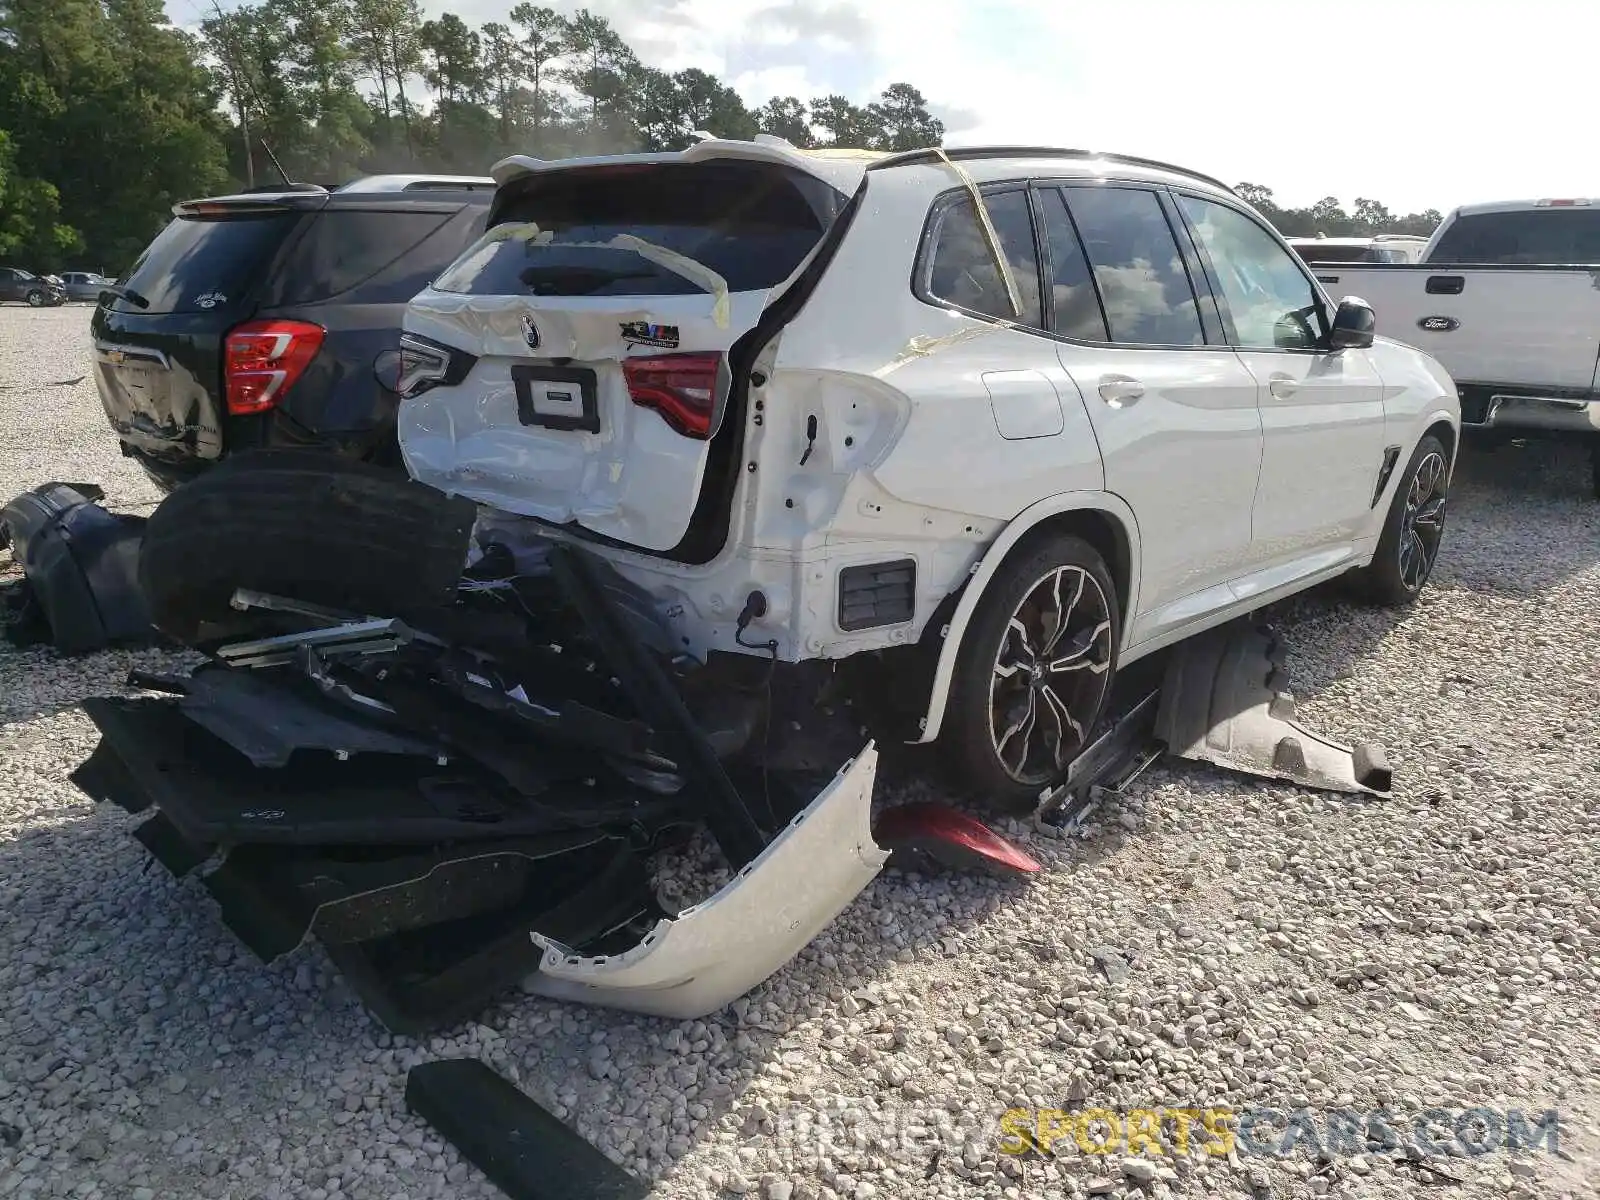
[224,320,325,415]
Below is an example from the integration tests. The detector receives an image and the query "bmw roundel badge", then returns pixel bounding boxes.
[520,312,540,349]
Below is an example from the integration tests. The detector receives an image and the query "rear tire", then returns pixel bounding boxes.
[1353,433,1449,606]
[137,450,478,646]
[942,533,1119,814]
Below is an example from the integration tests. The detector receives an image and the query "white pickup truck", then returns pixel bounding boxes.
[1303,199,1600,497]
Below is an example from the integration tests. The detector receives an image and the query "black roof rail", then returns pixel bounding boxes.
[863,145,1235,196]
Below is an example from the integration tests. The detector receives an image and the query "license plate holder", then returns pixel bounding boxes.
[512,365,600,434]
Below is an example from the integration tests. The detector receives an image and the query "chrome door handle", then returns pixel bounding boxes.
[1097,376,1145,407]
[1268,374,1297,399]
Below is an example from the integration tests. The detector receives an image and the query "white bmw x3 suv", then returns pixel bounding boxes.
[396,138,1460,809]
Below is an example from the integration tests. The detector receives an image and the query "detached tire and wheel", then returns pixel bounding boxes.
[943,533,1119,813]
[138,450,477,647]
[1354,433,1450,606]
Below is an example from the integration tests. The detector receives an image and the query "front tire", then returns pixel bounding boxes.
[1354,433,1449,606]
[25,289,44,307]
[942,533,1119,813]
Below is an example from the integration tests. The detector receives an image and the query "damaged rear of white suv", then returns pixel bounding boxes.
[70,138,1458,1031]
[401,136,1459,801]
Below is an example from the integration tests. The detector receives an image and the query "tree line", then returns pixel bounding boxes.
[1235,184,1443,239]
[0,0,945,270]
[0,2,1444,273]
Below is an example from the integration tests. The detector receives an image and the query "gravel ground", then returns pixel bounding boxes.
[1,304,1597,1200]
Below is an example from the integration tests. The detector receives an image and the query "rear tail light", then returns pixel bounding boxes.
[622,352,723,439]
[224,319,324,415]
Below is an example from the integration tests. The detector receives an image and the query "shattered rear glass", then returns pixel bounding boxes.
[433,160,848,299]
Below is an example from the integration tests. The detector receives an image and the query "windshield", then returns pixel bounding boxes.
[1428,209,1600,264]
[433,160,847,298]
[116,211,299,313]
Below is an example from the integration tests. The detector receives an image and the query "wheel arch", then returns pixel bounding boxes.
[1420,410,1459,479]
[912,491,1140,745]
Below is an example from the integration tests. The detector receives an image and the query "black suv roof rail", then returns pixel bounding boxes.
[864,145,1235,196]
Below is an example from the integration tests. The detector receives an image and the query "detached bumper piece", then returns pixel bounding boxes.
[71,540,886,1031]
[0,482,155,654]
[406,1059,648,1200]
[1156,620,1393,797]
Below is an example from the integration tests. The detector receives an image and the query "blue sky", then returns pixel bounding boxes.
[165,0,1593,214]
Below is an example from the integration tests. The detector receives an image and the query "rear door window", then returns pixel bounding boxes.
[920,188,1044,328]
[434,161,847,298]
[1428,209,1600,263]
[116,212,300,313]
[1063,186,1205,346]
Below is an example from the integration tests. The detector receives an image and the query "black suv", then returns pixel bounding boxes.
[90,175,493,492]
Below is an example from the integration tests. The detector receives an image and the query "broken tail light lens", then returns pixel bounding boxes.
[622,352,722,440]
[224,319,325,415]
[396,332,452,398]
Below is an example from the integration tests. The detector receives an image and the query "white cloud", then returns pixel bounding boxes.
[169,0,1599,214]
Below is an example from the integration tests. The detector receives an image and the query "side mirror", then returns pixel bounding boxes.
[1329,297,1376,350]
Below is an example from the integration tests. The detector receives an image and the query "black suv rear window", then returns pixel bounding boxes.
[434,161,848,298]
[268,209,460,305]
[115,212,299,313]
[1428,209,1600,264]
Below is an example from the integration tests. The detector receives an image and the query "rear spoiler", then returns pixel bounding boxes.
[171,194,325,217]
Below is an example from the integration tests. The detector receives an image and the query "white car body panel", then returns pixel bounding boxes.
[1241,343,1389,556]
[403,290,773,552]
[1055,344,1260,642]
[526,743,887,1019]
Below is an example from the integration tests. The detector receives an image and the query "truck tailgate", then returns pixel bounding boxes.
[1311,263,1600,393]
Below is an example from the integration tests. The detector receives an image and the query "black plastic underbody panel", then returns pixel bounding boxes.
[74,696,647,845]
[406,1058,650,1200]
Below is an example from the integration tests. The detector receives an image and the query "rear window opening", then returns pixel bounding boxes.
[433,161,849,299]
[114,212,300,314]
[1428,209,1600,264]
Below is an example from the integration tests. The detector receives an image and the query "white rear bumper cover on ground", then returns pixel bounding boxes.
[526,743,886,1019]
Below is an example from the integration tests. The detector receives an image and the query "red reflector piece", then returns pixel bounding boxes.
[872,802,1042,878]
[224,319,325,415]
[622,352,720,439]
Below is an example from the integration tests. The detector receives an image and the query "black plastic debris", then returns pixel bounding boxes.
[0,482,154,653]
[405,1059,650,1200]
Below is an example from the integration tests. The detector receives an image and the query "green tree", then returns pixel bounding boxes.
[2,0,227,268]
[867,83,942,151]
[808,94,884,148]
[669,68,757,144]
[480,21,524,149]
[0,127,81,263]
[755,96,813,147]
[560,7,638,148]
[508,3,566,149]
